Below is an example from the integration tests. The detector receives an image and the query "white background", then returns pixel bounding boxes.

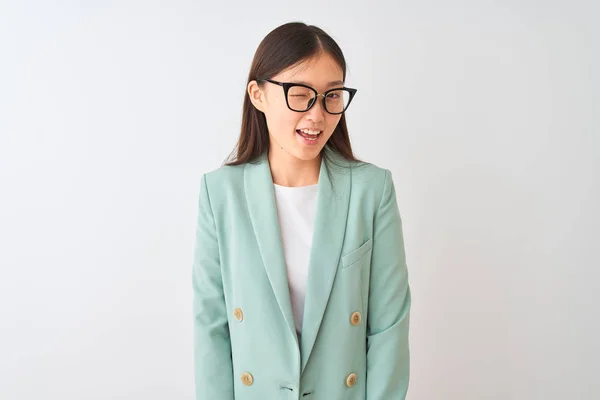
[1,1,598,399]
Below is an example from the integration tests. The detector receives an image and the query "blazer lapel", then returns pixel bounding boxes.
[300,148,351,373]
[244,148,351,374]
[244,151,298,347]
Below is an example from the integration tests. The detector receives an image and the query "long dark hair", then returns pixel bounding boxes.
[223,22,363,168]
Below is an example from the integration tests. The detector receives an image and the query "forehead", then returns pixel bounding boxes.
[276,53,344,88]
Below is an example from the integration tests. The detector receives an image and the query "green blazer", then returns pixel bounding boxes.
[192,146,411,399]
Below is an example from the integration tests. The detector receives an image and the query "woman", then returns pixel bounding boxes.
[192,22,411,399]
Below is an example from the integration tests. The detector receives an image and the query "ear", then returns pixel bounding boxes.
[247,80,266,113]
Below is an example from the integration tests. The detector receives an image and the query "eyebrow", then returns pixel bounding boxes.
[291,80,345,87]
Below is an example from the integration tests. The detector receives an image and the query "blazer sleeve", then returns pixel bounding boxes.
[366,168,412,399]
[192,173,234,399]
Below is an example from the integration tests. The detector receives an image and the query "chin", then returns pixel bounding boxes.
[292,146,323,161]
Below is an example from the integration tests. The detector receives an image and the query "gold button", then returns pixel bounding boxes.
[233,308,244,321]
[350,311,361,326]
[346,373,357,387]
[241,372,253,386]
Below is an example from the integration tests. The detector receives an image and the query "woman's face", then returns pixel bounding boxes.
[248,52,344,161]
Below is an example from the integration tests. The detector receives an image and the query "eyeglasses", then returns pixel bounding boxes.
[256,78,357,115]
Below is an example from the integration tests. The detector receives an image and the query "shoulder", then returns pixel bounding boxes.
[323,146,390,189]
[345,157,392,198]
[197,161,246,209]
[201,162,244,189]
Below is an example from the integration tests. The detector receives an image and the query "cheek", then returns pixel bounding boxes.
[264,111,302,138]
[276,111,303,133]
[325,115,343,135]
[264,94,298,132]
[266,112,300,140]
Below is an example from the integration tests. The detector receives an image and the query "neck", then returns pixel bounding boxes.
[267,146,321,187]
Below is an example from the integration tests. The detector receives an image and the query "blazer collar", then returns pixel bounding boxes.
[244,146,351,374]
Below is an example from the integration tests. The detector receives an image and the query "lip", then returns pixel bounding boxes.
[296,129,322,146]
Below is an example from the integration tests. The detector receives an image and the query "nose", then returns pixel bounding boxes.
[306,95,326,122]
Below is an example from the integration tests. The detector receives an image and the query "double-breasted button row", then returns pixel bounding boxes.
[235,306,358,390]
[241,372,253,386]
[242,371,355,389]
[233,307,243,321]
[346,373,357,387]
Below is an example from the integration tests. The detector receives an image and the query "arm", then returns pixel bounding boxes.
[192,173,234,399]
[366,169,412,399]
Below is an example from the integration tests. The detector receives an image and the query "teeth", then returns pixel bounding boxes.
[299,129,321,135]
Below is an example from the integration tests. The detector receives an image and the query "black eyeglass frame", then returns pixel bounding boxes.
[256,78,358,115]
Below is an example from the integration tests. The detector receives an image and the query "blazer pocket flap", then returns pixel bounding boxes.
[341,238,373,268]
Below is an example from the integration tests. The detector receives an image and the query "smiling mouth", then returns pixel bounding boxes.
[295,129,322,145]
[296,129,322,138]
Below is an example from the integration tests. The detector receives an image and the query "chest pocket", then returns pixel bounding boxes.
[339,238,373,317]
[341,238,373,270]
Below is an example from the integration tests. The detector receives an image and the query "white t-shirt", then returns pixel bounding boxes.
[273,182,319,343]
